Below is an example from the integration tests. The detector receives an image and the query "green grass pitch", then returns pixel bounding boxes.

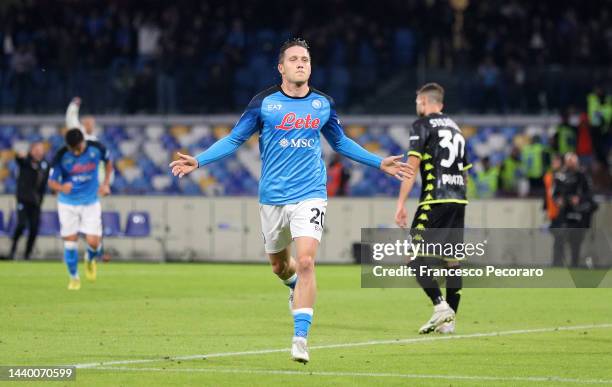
[1,261,611,386]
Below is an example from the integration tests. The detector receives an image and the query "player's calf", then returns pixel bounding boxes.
[63,240,79,289]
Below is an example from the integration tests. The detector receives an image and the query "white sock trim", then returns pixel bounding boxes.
[64,241,78,250]
[282,273,297,285]
[87,244,102,252]
[292,307,313,316]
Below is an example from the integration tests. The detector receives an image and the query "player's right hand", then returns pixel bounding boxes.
[380,155,414,181]
[395,206,408,228]
[169,152,198,178]
[61,183,73,194]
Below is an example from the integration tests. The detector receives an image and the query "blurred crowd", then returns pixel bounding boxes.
[0,0,611,114]
[468,86,611,200]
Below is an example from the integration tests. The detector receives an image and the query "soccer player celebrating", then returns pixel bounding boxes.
[395,83,470,334]
[48,129,113,290]
[66,96,114,263]
[170,38,412,363]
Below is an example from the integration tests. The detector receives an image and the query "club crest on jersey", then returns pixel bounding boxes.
[311,99,322,109]
[275,113,320,131]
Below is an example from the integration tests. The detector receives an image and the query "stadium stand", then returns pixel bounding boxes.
[0,0,610,114]
[1,117,607,198]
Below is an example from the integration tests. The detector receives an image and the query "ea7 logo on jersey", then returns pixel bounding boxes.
[267,104,282,111]
[275,113,321,130]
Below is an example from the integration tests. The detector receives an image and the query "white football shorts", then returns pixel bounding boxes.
[58,201,103,237]
[259,198,327,254]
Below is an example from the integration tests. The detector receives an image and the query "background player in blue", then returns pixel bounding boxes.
[48,129,113,290]
[169,39,413,363]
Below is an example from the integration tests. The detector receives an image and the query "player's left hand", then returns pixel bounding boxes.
[169,152,198,178]
[98,184,111,196]
[380,155,414,181]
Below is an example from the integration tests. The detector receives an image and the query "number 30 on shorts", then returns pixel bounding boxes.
[310,207,325,229]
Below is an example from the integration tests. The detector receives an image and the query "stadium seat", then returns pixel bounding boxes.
[102,211,123,237]
[38,211,60,236]
[5,210,59,236]
[125,211,151,237]
[7,211,17,235]
[0,210,6,236]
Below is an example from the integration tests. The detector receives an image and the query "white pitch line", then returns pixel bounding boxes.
[90,366,612,385]
[74,323,612,369]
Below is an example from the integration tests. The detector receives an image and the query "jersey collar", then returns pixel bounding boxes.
[278,85,312,99]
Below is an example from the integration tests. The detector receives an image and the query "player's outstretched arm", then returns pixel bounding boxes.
[170,96,261,178]
[168,130,250,178]
[321,110,414,181]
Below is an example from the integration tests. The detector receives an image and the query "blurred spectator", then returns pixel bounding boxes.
[128,64,156,113]
[576,112,594,167]
[552,109,577,155]
[136,16,160,61]
[156,36,177,114]
[521,135,549,195]
[586,86,611,167]
[10,44,37,113]
[111,62,135,111]
[0,1,610,114]
[551,153,597,267]
[8,143,49,260]
[327,155,351,197]
[474,157,499,198]
[543,154,562,225]
[498,146,522,196]
[478,57,502,113]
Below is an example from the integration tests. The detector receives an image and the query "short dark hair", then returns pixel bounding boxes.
[417,82,444,104]
[65,128,84,148]
[278,38,310,63]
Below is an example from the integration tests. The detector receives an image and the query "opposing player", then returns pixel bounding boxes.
[170,38,413,363]
[395,83,471,334]
[48,129,113,290]
[66,97,97,140]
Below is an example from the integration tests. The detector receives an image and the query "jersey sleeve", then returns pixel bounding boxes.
[49,149,66,183]
[321,101,383,169]
[195,96,261,167]
[407,120,428,159]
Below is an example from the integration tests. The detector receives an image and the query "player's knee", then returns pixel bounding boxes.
[86,237,101,250]
[296,255,314,274]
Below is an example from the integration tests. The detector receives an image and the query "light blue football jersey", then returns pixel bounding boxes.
[196,86,383,205]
